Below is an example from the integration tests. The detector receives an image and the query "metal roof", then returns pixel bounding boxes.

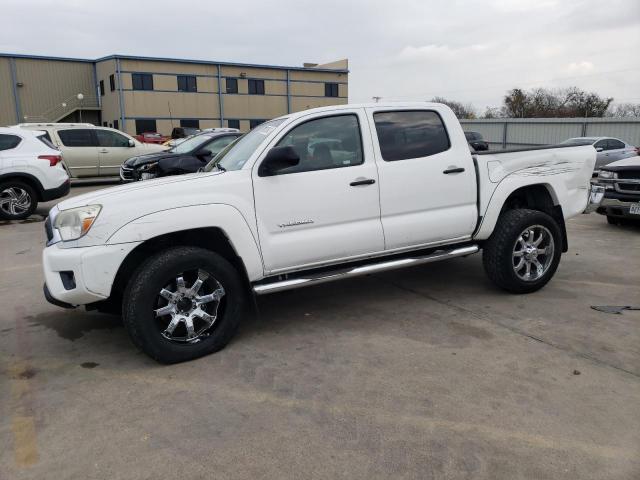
[0,52,349,74]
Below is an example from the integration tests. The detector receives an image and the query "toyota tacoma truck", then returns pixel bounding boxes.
[42,103,599,363]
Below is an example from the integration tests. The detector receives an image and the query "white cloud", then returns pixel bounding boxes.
[397,43,491,62]
[566,61,595,73]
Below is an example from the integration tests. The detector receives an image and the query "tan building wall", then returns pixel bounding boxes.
[1,54,349,135]
[0,58,17,126]
[15,58,96,122]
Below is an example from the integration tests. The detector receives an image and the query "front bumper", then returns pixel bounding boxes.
[596,197,640,219]
[42,241,141,307]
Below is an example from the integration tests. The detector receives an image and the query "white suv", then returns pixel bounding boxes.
[0,127,70,220]
[16,123,166,178]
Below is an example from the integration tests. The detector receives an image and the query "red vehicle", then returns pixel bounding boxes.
[135,132,169,144]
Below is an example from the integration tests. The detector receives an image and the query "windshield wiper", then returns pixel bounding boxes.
[215,164,226,172]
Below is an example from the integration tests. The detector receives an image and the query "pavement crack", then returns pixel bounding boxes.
[375,276,640,380]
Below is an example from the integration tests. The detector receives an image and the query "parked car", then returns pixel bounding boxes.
[120,131,241,181]
[0,127,69,220]
[560,137,637,172]
[16,123,166,178]
[135,132,169,144]
[594,156,640,224]
[464,131,489,151]
[171,126,200,139]
[42,102,597,363]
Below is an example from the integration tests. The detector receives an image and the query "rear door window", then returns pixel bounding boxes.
[373,111,450,161]
[58,129,98,147]
[96,129,130,147]
[36,133,58,150]
[0,134,22,151]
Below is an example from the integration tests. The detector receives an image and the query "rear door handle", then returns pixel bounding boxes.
[99,149,108,153]
[350,178,376,186]
[443,167,465,174]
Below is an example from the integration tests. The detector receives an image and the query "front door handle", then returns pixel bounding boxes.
[443,167,465,174]
[350,178,376,186]
[99,149,109,153]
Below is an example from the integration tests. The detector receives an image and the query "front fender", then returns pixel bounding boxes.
[107,204,264,281]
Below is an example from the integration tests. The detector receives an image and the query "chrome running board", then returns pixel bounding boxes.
[253,245,479,295]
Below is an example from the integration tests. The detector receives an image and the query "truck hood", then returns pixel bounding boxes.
[58,171,224,210]
[600,156,640,170]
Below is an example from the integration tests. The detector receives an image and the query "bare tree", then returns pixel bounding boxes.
[430,97,476,119]
[607,102,640,118]
[502,87,612,118]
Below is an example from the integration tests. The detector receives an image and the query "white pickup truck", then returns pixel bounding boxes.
[42,103,598,363]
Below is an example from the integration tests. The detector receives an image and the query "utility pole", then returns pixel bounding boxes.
[372,96,382,103]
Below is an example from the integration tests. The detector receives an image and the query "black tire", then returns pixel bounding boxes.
[122,246,247,363]
[606,215,619,225]
[0,180,37,220]
[482,209,562,294]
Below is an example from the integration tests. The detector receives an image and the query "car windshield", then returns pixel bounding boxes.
[464,132,481,141]
[170,134,212,154]
[204,119,286,172]
[561,138,596,146]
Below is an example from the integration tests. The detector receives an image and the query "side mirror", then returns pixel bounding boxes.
[595,147,603,152]
[258,146,300,176]
[195,148,212,158]
[128,139,135,147]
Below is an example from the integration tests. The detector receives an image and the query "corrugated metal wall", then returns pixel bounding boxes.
[460,118,640,149]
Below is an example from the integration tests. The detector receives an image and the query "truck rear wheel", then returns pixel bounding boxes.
[122,246,247,363]
[482,209,562,294]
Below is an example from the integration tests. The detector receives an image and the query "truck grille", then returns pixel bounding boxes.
[44,215,53,243]
[617,171,640,180]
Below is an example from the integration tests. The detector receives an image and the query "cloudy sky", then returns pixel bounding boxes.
[2,0,639,113]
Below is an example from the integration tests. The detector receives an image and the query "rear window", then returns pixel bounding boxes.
[58,129,98,147]
[0,134,22,151]
[374,110,450,161]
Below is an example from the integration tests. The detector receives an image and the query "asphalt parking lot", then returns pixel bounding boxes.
[1,183,639,480]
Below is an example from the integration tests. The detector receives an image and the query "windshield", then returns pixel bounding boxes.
[204,119,286,172]
[170,134,212,154]
[561,138,595,146]
[464,132,481,141]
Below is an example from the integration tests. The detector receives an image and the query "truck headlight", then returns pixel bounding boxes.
[597,170,616,179]
[54,205,102,241]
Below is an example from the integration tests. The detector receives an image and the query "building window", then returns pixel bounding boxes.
[177,75,197,92]
[248,79,265,95]
[113,119,119,130]
[109,74,115,91]
[226,78,238,94]
[325,83,339,97]
[373,111,450,162]
[132,73,154,91]
[249,119,266,129]
[135,119,157,134]
[227,119,240,129]
[99,80,105,97]
[180,119,200,128]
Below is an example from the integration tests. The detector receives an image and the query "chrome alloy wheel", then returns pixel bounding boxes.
[512,225,555,281]
[154,269,225,343]
[0,187,32,216]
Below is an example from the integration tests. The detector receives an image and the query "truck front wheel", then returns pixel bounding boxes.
[122,246,247,363]
[482,209,562,294]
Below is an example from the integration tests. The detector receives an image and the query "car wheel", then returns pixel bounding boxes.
[122,246,247,363]
[0,181,37,220]
[482,209,562,294]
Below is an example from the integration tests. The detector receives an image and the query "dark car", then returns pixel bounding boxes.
[465,131,489,151]
[120,132,241,182]
[171,126,201,139]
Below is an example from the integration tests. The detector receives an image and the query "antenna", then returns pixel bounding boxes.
[372,96,382,103]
